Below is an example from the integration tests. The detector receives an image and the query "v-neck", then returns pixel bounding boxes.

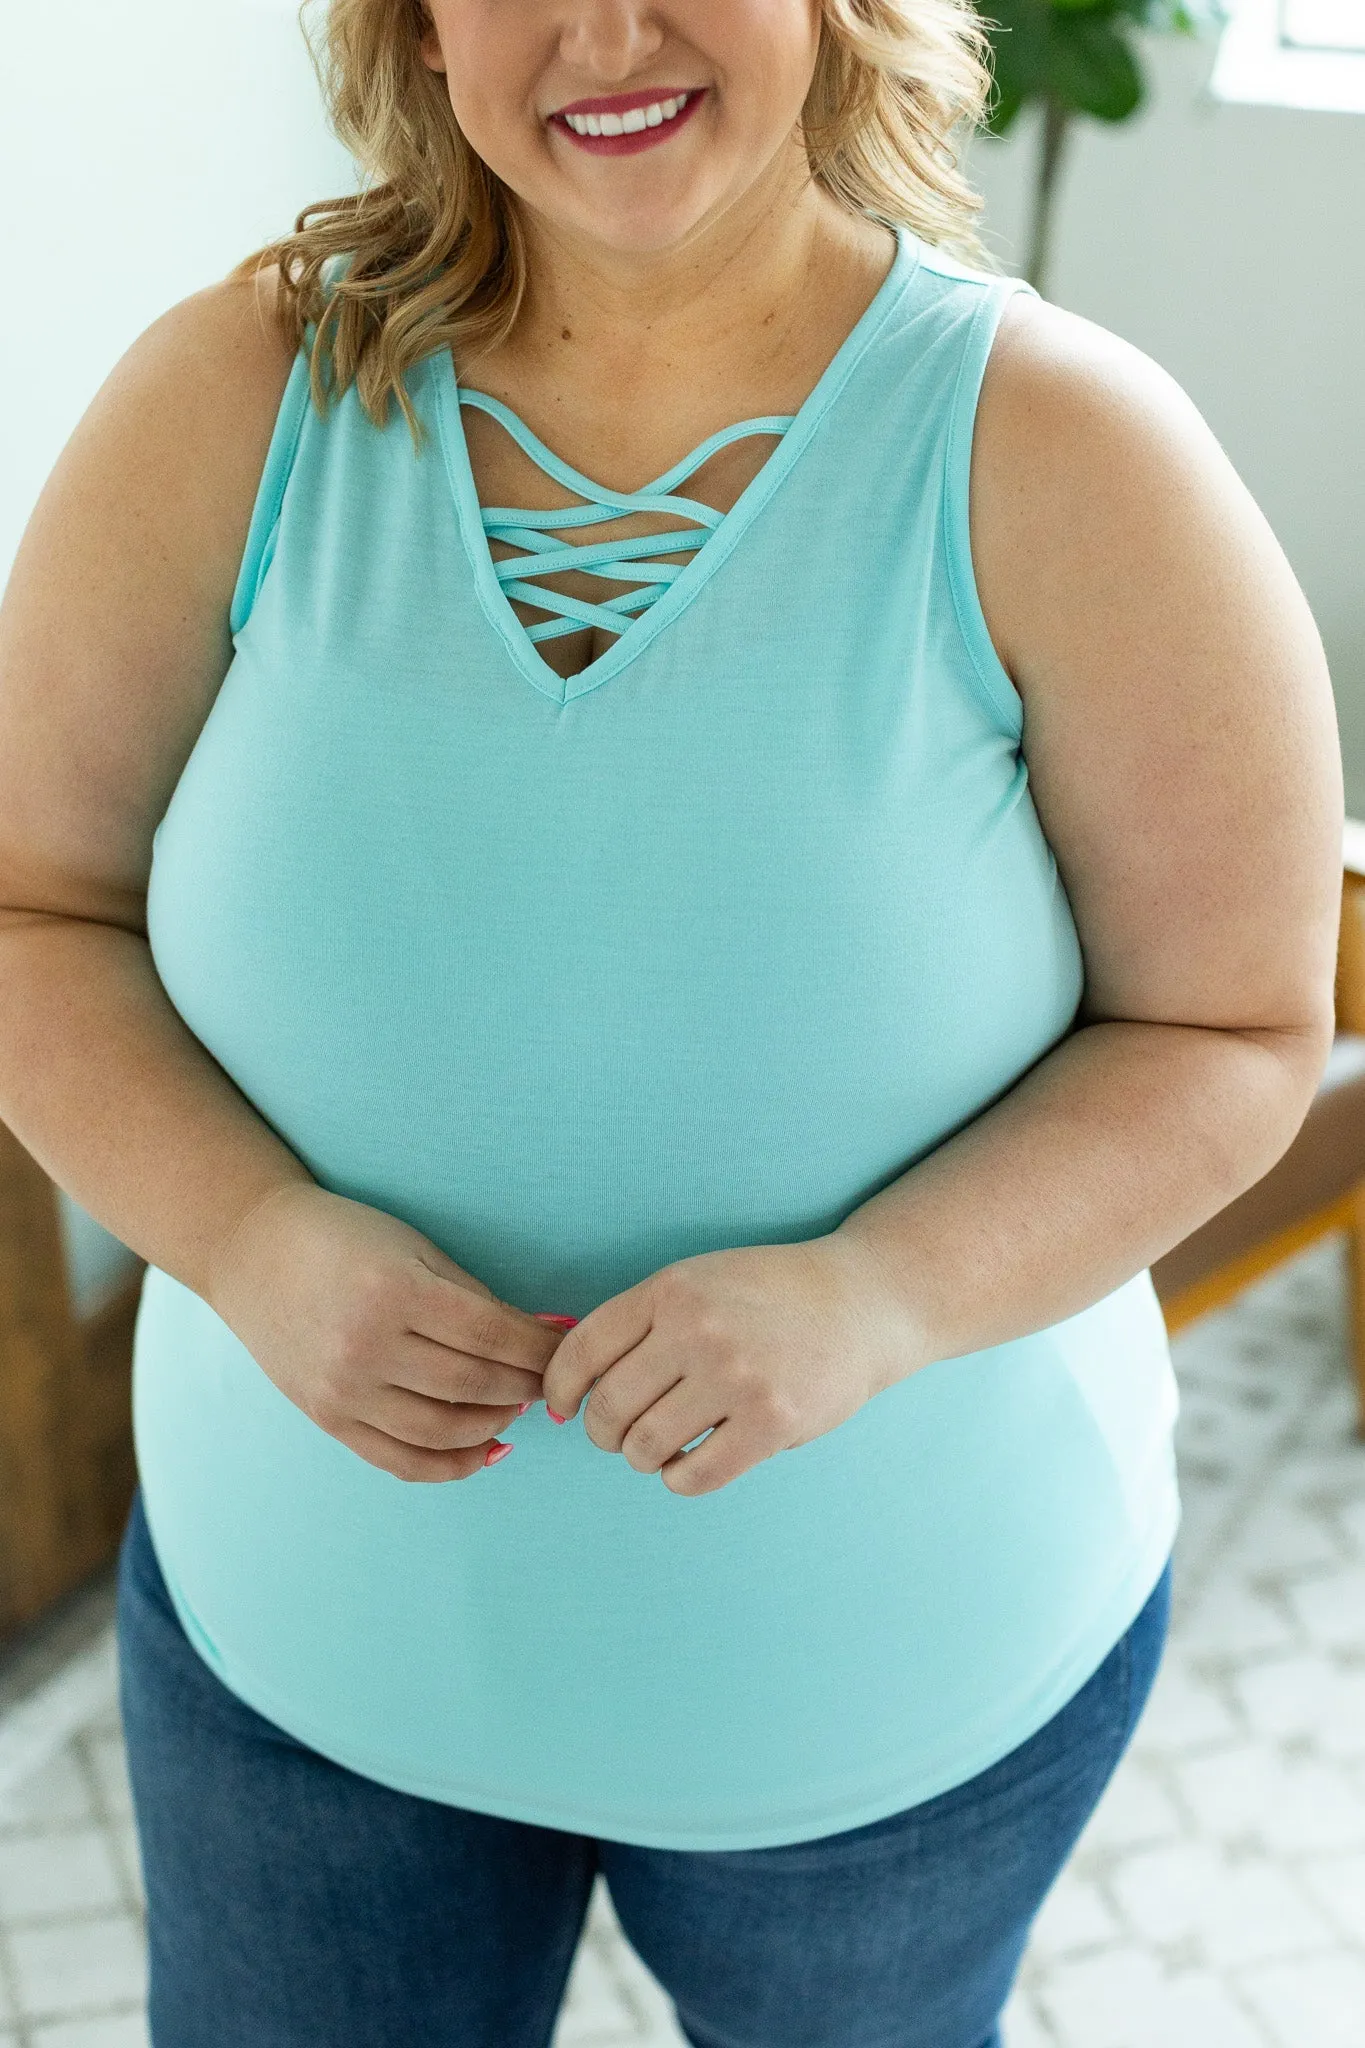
[434,223,919,707]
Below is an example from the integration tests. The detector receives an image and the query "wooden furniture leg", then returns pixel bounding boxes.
[1346,1181,1365,1441]
[0,1118,142,1639]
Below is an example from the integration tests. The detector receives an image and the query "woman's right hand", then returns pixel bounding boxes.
[203,1182,565,1482]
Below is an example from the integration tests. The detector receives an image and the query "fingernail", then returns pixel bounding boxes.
[547,1409,567,1424]
[516,1400,531,1415]
[534,1313,579,1328]
[483,1441,514,1467]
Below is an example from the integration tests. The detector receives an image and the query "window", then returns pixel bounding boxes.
[1210,0,1365,108]
[1279,0,1365,49]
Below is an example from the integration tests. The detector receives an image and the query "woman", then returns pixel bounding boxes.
[0,0,1341,2042]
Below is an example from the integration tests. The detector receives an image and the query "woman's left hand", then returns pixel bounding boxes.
[538,1235,928,1496]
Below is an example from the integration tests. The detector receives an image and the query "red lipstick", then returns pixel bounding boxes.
[554,86,701,117]
[548,86,708,158]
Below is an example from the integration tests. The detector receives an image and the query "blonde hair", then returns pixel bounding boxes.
[227,0,999,455]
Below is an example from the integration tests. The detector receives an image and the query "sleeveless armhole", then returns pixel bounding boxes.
[942,275,1039,746]
[228,342,313,638]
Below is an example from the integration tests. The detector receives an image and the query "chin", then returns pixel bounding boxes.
[552,197,727,258]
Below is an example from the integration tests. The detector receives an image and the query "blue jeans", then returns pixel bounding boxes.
[117,1486,1171,2048]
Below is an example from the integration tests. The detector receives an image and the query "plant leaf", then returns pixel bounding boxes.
[1106,0,1225,28]
[980,0,1055,103]
[1048,15,1146,119]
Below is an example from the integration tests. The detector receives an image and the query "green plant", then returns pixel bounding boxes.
[978,0,1226,294]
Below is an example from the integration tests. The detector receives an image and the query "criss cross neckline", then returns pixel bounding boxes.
[456,388,796,644]
[433,222,918,704]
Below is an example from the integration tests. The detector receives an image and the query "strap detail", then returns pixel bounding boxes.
[459,388,795,643]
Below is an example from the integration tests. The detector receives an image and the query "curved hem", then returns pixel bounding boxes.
[142,1490,1180,1853]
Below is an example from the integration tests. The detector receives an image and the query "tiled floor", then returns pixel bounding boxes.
[2,1235,1364,2046]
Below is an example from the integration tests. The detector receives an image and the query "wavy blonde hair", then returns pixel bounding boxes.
[226,0,999,455]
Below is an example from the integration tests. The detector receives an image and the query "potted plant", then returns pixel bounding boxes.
[979,0,1227,293]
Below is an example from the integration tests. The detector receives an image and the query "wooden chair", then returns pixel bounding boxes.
[1150,819,1365,1437]
[0,1134,143,1642]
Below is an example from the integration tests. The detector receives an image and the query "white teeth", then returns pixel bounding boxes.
[562,93,691,138]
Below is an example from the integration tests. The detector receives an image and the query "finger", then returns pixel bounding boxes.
[391,1330,546,1409]
[580,1349,687,1456]
[341,1419,502,1485]
[407,1265,568,1375]
[659,1419,760,1498]
[541,1288,655,1421]
[616,1378,721,1473]
[371,1386,522,1453]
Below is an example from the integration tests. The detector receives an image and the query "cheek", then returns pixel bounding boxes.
[709,3,823,129]
[726,0,822,73]
[429,20,545,164]
[442,78,538,179]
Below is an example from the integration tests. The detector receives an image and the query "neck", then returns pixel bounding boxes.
[490,166,875,398]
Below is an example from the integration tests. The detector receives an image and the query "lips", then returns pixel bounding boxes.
[548,86,707,156]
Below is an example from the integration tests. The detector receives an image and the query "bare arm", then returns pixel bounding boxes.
[0,275,558,1480]
[0,273,314,1303]
[831,295,1342,1359]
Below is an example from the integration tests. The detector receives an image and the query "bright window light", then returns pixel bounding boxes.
[1211,0,1365,107]
[1279,0,1365,47]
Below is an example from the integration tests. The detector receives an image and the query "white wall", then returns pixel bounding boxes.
[965,29,1365,810]
[2,0,356,1309]
[1,0,356,592]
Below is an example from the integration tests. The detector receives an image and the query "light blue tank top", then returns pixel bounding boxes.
[133,223,1180,1850]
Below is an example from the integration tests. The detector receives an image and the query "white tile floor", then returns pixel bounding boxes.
[2,1234,1364,2046]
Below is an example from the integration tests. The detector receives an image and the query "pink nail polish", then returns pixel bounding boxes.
[516,1401,531,1415]
[534,1313,579,1328]
[547,1409,567,1424]
[483,1441,514,1467]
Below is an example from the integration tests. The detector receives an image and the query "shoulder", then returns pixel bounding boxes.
[969,293,1272,688]
[129,259,299,393]
[976,290,1222,505]
[38,262,305,630]
[0,265,304,928]
[96,261,301,519]
[959,293,1339,1058]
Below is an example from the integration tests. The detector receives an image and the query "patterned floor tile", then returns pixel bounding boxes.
[1233,1950,1365,2048]
[1000,1987,1060,2048]
[29,2018,150,2048]
[0,1754,93,1835]
[7,1916,147,2023]
[0,1830,123,1922]
[1106,1838,1338,1966]
[1030,1945,1273,2048]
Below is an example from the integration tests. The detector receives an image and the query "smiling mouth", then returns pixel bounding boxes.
[556,90,694,137]
[547,87,708,151]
